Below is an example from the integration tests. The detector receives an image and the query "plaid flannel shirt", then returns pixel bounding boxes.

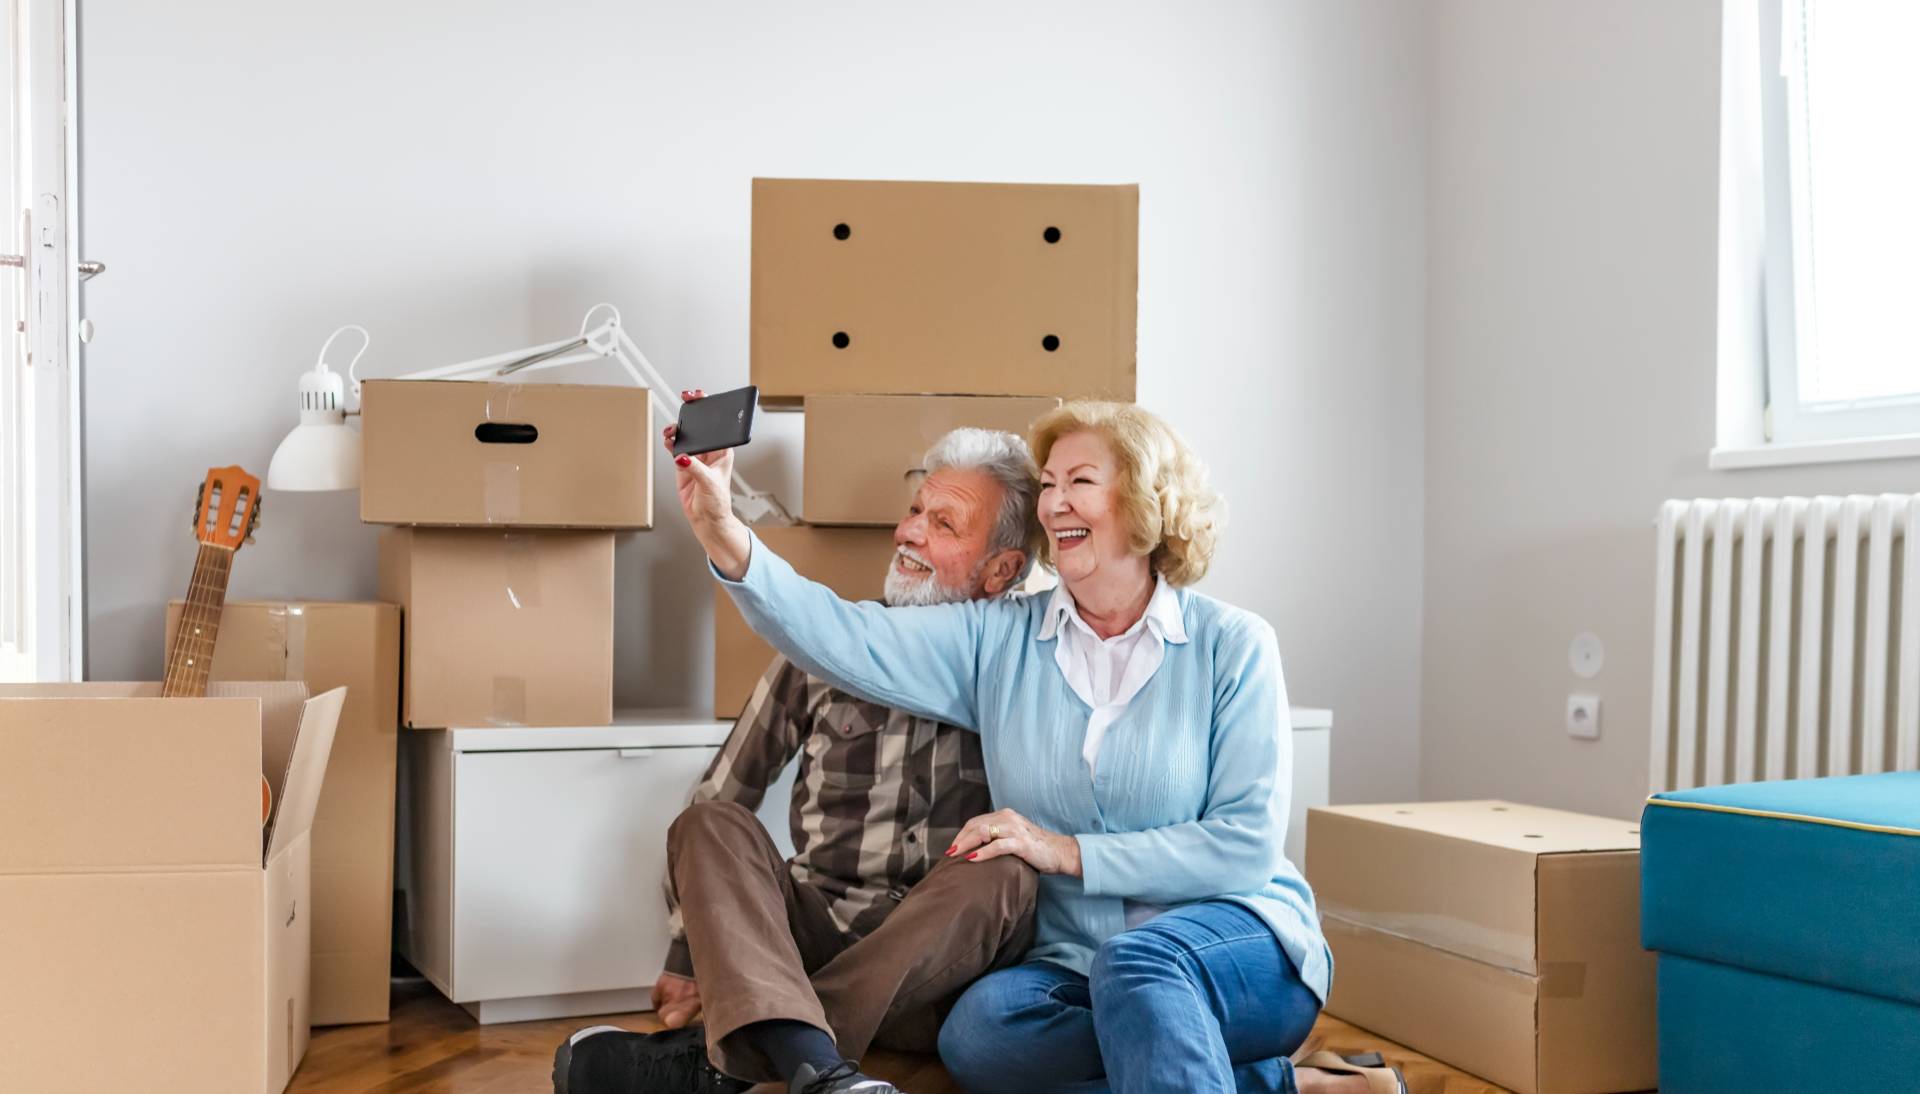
[663,653,992,977]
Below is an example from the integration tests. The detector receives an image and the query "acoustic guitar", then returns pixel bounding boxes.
[160,465,269,822]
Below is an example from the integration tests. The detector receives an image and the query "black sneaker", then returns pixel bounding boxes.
[552,1025,750,1094]
[789,1060,902,1094]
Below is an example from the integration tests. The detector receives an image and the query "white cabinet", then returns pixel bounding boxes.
[395,716,793,1024]
[395,708,1325,1024]
[1287,708,1333,872]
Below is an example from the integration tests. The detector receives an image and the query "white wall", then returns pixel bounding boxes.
[1423,0,1920,818]
[79,1,1430,802]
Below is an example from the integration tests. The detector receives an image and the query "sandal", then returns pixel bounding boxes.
[1295,1050,1409,1094]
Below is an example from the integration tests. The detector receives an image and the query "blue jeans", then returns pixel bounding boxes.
[937,901,1321,1094]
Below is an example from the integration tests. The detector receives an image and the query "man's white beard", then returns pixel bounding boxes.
[883,545,979,607]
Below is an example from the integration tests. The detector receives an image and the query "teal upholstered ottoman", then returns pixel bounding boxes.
[1640,773,1920,1091]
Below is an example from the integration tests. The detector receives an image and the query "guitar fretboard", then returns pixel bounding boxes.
[160,542,234,699]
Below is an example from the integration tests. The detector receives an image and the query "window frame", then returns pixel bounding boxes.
[1758,0,1920,448]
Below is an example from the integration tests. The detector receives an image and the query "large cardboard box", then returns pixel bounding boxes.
[1307,802,1655,1094]
[165,600,401,1024]
[0,682,344,1093]
[752,178,1138,403]
[359,379,652,529]
[714,525,898,718]
[803,394,1061,526]
[380,527,615,728]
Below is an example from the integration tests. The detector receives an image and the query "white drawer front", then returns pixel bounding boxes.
[453,745,716,1001]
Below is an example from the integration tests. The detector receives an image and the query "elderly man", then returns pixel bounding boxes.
[556,428,1045,1094]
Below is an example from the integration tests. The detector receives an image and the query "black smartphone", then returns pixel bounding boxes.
[671,385,758,457]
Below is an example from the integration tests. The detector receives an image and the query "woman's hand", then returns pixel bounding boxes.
[948,808,1083,877]
[664,390,751,579]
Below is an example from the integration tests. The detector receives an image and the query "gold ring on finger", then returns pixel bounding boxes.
[987,825,1002,841]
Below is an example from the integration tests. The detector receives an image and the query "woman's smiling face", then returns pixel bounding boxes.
[1039,430,1128,587]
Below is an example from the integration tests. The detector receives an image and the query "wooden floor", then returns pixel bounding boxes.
[292,978,1509,1093]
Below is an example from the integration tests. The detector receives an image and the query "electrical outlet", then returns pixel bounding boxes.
[1567,694,1601,740]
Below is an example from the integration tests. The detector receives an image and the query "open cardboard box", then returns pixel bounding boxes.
[0,681,345,1093]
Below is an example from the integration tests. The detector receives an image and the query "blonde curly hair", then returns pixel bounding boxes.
[1029,401,1225,587]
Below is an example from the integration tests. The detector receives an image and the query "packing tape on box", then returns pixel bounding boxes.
[259,604,309,681]
[490,675,528,726]
[1318,901,1536,977]
[489,535,535,724]
[483,462,522,523]
[499,534,543,609]
[482,381,524,523]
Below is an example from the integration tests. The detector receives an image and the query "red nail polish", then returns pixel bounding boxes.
[966,852,979,861]
[675,456,691,468]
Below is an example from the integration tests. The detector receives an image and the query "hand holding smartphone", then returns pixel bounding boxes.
[669,385,757,457]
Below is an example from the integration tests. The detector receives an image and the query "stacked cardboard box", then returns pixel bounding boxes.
[163,600,401,1025]
[1307,801,1656,1094]
[359,379,652,729]
[711,179,1140,718]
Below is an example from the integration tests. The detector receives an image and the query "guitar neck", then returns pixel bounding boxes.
[160,542,235,699]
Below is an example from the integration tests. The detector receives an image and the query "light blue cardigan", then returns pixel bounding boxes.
[716,532,1332,1003]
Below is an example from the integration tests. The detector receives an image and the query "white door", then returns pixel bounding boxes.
[1,0,91,682]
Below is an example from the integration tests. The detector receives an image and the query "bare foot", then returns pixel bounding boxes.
[1294,1067,1373,1094]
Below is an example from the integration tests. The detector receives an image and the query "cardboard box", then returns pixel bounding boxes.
[0,682,344,1093]
[359,379,652,529]
[165,600,401,1024]
[802,394,1061,526]
[714,525,899,718]
[1307,802,1655,1094]
[752,178,1138,403]
[380,527,614,728]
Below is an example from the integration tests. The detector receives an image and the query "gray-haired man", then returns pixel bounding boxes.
[557,429,1045,1094]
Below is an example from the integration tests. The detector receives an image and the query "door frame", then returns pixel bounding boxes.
[2,0,83,682]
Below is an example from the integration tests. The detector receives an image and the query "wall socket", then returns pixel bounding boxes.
[1567,694,1601,740]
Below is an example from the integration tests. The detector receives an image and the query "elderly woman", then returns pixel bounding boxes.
[670,400,1400,1094]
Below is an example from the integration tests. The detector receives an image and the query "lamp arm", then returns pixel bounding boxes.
[401,333,594,381]
[602,324,795,525]
[392,308,796,526]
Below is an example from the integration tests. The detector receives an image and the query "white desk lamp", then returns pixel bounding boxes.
[266,324,367,492]
[266,304,794,524]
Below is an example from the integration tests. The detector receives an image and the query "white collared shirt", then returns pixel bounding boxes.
[1038,574,1189,774]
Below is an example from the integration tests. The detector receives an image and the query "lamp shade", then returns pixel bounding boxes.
[268,414,361,491]
[267,356,362,491]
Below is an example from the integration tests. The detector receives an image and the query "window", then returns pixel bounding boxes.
[1759,0,1920,447]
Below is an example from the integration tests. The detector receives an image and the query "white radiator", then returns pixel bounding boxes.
[1650,494,1920,792]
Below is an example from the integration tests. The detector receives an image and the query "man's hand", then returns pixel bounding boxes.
[948,808,1083,877]
[652,972,703,1029]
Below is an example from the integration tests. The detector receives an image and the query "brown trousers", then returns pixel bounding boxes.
[667,800,1038,1083]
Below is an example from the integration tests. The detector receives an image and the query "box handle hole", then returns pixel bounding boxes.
[475,422,539,444]
[833,223,851,240]
[1044,226,1062,243]
[832,331,851,349]
[1042,334,1060,352]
